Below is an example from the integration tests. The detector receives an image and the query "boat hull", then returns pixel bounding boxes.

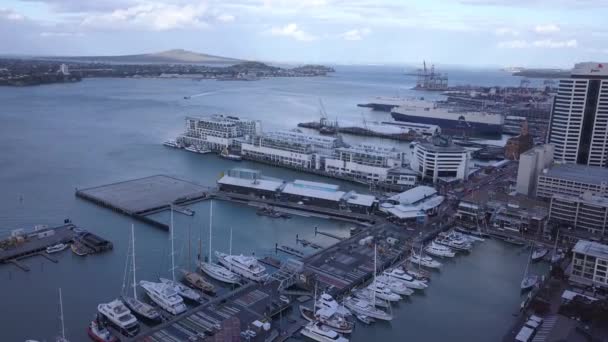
[199,262,241,284]
[391,111,502,136]
[299,306,354,334]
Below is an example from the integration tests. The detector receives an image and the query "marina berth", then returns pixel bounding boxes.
[97,299,139,337]
[215,251,268,282]
[139,280,187,315]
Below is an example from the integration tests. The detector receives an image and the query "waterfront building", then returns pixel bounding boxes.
[179,115,261,151]
[549,192,608,236]
[385,168,418,187]
[504,121,534,161]
[569,240,608,289]
[323,144,405,183]
[515,144,554,196]
[217,168,284,199]
[380,185,444,221]
[411,135,469,184]
[547,62,608,167]
[536,163,608,199]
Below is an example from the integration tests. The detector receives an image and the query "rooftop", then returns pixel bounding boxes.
[282,180,345,202]
[541,163,608,185]
[417,142,466,153]
[552,193,608,207]
[218,175,283,192]
[571,62,608,77]
[573,240,608,260]
[389,186,437,205]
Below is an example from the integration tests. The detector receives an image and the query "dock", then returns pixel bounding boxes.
[314,226,345,241]
[75,175,211,230]
[276,244,305,258]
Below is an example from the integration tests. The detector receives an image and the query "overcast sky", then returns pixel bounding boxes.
[0,0,606,67]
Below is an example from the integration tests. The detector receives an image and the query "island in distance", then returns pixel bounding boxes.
[0,49,335,86]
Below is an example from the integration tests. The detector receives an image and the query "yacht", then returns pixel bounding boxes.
[199,261,241,284]
[181,270,215,293]
[97,299,140,337]
[46,243,68,254]
[383,268,429,290]
[367,282,401,302]
[375,275,414,296]
[353,289,390,308]
[300,322,349,342]
[521,274,539,291]
[435,235,472,252]
[216,252,268,282]
[122,296,161,323]
[343,297,392,321]
[139,280,187,315]
[356,314,374,325]
[409,253,442,269]
[163,139,178,148]
[299,306,354,334]
[424,242,456,258]
[316,293,352,317]
[531,247,549,262]
[159,277,201,301]
[87,317,119,342]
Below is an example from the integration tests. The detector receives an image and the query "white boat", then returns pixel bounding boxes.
[216,252,268,282]
[409,253,442,269]
[300,322,349,342]
[299,306,354,334]
[46,243,68,254]
[424,242,456,258]
[383,268,428,290]
[366,282,401,302]
[531,247,549,262]
[97,299,140,337]
[199,202,241,284]
[163,139,178,148]
[343,297,392,321]
[139,280,187,315]
[316,293,352,317]
[184,146,198,153]
[220,147,242,161]
[375,275,414,296]
[521,248,539,291]
[159,277,201,302]
[435,235,472,252]
[353,289,390,308]
[356,314,374,325]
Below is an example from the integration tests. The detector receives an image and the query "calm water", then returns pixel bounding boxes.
[0,66,544,341]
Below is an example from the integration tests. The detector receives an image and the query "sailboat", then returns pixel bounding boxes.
[521,248,539,291]
[531,245,549,262]
[199,201,240,284]
[182,223,215,293]
[550,230,563,264]
[160,205,202,302]
[122,224,161,322]
[56,288,70,342]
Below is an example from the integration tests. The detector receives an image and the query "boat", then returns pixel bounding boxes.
[353,289,390,308]
[87,316,119,342]
[256,206,291,219]
[300,306,354,334]
[46,243,68,254]
[366,282,401,302]
[163,139,178,148]
[97,299,140,337]
[402,266,431,282]
[435,234,472,252]
[139,280,187,315]
[316,293,352,317]
[70,240,90,256]
[357,96,414,111]
[300,322,349,342]
[550,231,564,264]
[356,314,374,325]
[343,297,392,321]
[220,147,242,161]
[531,247,549,262]
[382,268,428,290]
[409,253,442,269]
[159,277,201,302]
[521,249,539,292]
[374,275,414,296]
[424,242,456,258]
[184,146,198,153]
[216,252,268,282]
[182,270,215,293]
[121,224,161,323]
[391,100,504,136]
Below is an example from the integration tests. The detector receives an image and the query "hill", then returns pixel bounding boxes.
[43,49,243,65]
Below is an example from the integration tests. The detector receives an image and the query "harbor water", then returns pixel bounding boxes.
[0,66,544,341]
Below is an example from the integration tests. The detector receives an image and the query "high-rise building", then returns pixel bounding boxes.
[515,144,554,196]
[547,62,608,167]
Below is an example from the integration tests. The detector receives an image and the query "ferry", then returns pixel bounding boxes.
[391,100,504,136]
[215,252,268,282]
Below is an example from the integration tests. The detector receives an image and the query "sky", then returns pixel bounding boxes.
[0,0,606,67]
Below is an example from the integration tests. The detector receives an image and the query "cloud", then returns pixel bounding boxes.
[40,31,84,37]
[498,39,577,48]
[339,28,371,41]
[534,24,560,34]
[216,14,235,22]
[80,2,208,31]
[269,23,317,41]
[495,27,519,36]
[0,8,26,21]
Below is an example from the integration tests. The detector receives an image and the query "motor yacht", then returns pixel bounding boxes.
[383,268,428,290]
[215,252,268,282]
[97,299,139,337]
[424,242,456,258]
[408,253,442,269]
[343,297,392,321]
[300,322,349,342]
[199,261,241,284]
[139,280,187,315]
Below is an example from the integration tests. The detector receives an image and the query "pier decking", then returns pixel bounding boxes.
[0,224,77,264]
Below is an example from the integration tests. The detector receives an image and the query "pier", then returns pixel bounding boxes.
[75,175,211,230]
[314,226,345,241]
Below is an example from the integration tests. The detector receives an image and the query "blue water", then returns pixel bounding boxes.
[0,66,543,341]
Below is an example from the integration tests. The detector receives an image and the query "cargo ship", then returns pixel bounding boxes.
[390,100,503,136]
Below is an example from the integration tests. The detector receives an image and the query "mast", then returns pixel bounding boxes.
[188,224,191,271]
[313,281,317,313]
[523,248,532,278]
[372,244,376,307]
[131,224,137,298]
[553,230,560,256]
[209,200,213,262]
[170,204,175,281]
[121,228,130,296]
[229,227,233,271]
[59,288,66,340]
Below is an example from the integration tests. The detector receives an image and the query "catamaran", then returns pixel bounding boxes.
[121,224,161,322]
[424,242,456,258]
[199,201,241,284]
[97,299,140,337]
[139,280,187,315]
[300,322,349,342]
[382,268,428,290]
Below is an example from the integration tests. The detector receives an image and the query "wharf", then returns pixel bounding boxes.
[298,121,416,142]
[75,175,211,230]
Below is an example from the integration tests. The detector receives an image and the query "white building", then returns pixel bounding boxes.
[536,163,608,199]
[179,115,261,151]
[547,62,608,167]
[515,144,554,196]
[324,144,405,183]
[570,240,608,289]
[379,185,444,220]
[59,63,69,75]
[411,136,469,183]
[549,192,608,236]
